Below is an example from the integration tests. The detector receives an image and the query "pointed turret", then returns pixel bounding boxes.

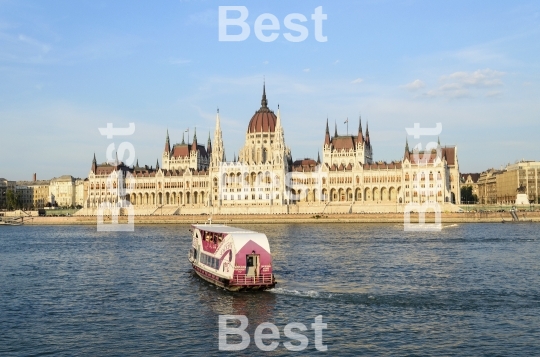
[334,121,338,138]
[275,104,281,129]
[181,132,185,145]
[91,153,97,173]
[324,118,331,146]
[233,152,237,162]
[164,129,171,153]
[156,159,160,170]
[403,137,410,161]
[317,151,321,164]
[216,108,221,131]
[212,108,224,165]
[136,159,139,168]
[357,116,364,144]
[207,131,212,156]
[191,127,198,151]
[365,121,371,147]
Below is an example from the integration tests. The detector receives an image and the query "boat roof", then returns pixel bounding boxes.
[191,224,259,235]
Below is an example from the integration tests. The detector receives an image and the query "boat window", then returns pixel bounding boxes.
[247,256,254,267]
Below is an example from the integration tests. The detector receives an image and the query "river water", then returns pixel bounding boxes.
[1,223,539,356]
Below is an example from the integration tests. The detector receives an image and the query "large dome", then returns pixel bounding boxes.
[247,84,277,133]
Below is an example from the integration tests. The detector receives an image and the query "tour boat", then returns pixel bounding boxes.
[188,224,276,291]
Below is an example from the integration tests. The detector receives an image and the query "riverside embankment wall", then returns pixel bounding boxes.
[19,212,540,225]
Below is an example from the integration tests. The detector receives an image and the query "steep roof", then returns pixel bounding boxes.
[331,135,357,150]
[171,143,208,159]
[404,146,456,166]
[291,158,318,172]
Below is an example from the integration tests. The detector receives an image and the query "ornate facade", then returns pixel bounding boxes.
[81,84,461,215]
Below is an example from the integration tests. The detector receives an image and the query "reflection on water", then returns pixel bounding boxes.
[0,223,539,356]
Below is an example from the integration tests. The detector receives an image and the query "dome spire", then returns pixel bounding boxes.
[261,81,268,108]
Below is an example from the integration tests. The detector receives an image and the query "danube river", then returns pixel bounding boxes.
[1,223,539,356]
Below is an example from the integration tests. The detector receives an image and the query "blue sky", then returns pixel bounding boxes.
[1,0,539,180]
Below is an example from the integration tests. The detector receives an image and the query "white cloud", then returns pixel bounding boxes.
[486,90,502,97]
[333,60,340,65]
[351,78,363,84]
[18,34,51,53]
[442,69,504,87]
[425,68,505,98]
[263,60,269,65]
[402,79,425,91]
[303,68,310,72]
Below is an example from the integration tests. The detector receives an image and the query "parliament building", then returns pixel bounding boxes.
[82,85,461,215]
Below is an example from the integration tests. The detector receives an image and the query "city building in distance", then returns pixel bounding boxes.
[477,161,540,205]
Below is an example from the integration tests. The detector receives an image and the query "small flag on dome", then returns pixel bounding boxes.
[344,118,348,124]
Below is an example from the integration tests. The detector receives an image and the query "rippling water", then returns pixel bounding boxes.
[1,223,539,356]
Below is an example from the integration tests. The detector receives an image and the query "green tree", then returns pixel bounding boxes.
[461,186,478,204]
[6,189,21,210]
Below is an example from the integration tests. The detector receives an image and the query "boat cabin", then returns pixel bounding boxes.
[188,224,275,291]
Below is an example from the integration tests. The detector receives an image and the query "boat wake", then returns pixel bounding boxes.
[443,224,459,228]
[268,287,321,298]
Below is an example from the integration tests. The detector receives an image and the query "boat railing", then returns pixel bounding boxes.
[231,274,274,285]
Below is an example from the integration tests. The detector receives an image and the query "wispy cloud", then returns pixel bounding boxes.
[402,79,425,91]
[18,34,51,53]
[351,78,363,84]
[426,69,505,98]
[442,69,504,87]
[303,68,310,72]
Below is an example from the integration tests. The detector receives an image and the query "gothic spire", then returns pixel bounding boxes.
[404,137,409,160]
[191,127,198,151]
[317,151,321,164]
[261,81,268,108]
[156,159,160,170]
[91,153,97,172]
[181,132,185,145]
[334,121,338,138]
[276,103,281,129]
[357,115,364,144]
[207,131,212,155]
[324,118,331,146]
[365,121,370,146]
[215,108,221,132]
[164,129,171,153]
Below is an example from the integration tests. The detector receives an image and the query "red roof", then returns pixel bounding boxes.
[331,135,357,151]
[404,146,456,166]
[247,109,277,133]
[171,143,208,158]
